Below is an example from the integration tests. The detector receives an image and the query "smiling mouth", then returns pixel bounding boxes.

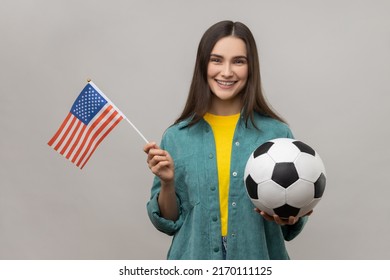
[216,79,237,86]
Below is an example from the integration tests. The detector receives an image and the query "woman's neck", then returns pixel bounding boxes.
[208,96,242,116]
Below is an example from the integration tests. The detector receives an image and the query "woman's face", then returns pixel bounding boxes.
[207,36,248,114]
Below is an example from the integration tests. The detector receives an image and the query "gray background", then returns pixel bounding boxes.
[1,0,389,259]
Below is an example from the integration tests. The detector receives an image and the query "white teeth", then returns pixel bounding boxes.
[216,80,235,86]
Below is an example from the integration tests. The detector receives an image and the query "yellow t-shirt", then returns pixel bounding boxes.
[203,112,240,236]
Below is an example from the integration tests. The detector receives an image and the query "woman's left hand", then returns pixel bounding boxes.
[254,208,313,226]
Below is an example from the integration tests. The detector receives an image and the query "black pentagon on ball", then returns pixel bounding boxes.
[245,174,258,199]
[274,204,300,218]
[314,173,326,198]
[254,141,274,158]
[293,141,315,156]
[271,162,299,188]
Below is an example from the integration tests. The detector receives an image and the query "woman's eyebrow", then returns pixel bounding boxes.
[234,55,248,60]
[210,54,247,59]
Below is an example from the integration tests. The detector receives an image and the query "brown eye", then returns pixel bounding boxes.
[210,57,221,63]
[234,58,247,65]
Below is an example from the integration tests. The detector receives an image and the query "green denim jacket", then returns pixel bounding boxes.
[147,112,307,259]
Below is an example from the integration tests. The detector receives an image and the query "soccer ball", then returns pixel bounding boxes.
[244,138,326,218]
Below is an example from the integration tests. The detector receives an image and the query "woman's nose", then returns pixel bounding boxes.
[221,63,233,77]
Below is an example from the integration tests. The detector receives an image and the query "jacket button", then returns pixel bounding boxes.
[214,247,219,252]
[232,171,238,177]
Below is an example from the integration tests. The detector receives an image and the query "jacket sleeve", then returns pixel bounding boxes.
[145,136,184,236]
[286,127,294,139]
[281,216,308,241]
[146,177,184,236]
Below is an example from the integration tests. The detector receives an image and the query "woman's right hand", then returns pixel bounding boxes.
[144,142,178,221]
[143,142,174,184]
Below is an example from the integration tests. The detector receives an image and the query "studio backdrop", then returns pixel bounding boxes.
[1,0,389,259]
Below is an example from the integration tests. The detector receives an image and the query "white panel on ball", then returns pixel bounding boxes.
[294,153,324,182]
[257,181,286,209]
[286,180,315,207]
[245,153,275,184]
[267,138,300,163]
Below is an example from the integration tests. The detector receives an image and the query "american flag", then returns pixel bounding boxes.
[48,81,124,169]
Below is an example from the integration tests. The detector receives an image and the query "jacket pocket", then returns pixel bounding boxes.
[174,155,200,208]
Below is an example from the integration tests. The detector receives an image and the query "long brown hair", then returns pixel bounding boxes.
[175,20,286,127]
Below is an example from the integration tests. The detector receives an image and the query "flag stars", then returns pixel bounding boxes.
[71,86,108,124]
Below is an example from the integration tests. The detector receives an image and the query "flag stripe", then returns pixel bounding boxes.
[53,115,76,151]
[50,114,76,153]
[71,104,113,164]
[71,105,112,163]
[60,120,82,155]
[80,115,123,169]
[48,112,72,147]
[57,116,77,154]
[78,113,123,168]
[76,109,119,167]
[65,123,86,160]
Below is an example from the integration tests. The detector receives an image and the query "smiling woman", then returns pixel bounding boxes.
[143,20,309,260]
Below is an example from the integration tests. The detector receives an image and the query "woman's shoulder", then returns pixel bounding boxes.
[160,118,205,156]
[161,117,199,142]
[253,112,290,130]
[163,118,191,135]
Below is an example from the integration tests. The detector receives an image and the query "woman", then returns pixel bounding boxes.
[144,20,309,260]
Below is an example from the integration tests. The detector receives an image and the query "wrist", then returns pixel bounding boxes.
[161,180,175,189]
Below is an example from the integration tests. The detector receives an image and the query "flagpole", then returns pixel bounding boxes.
[124,118,149,143]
